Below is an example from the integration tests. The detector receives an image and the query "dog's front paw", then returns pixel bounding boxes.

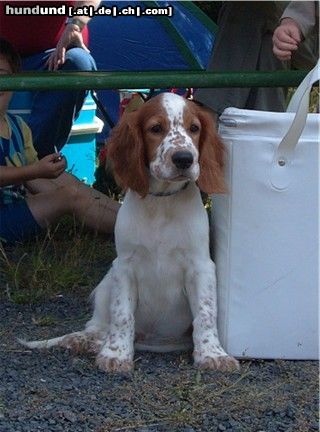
[96,355,134,373]
[195,355,240,372]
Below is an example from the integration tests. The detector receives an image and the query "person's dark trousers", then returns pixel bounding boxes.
[22,47,97,159]
[194,2,287,114]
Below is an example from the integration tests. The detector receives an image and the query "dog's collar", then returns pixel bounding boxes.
[149,181,190,197]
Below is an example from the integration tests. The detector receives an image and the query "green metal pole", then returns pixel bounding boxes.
[0,70,309,91]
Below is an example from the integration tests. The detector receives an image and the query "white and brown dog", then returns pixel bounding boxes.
[21,93,239,373]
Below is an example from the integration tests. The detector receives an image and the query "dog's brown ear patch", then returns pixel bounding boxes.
[196,109,226,194]
[107,111,149,197]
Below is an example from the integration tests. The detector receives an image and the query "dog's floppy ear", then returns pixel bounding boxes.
[196,109,226,194]
[107,111,149,197]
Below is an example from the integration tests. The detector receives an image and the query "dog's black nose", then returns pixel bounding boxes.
[172,151,194,170]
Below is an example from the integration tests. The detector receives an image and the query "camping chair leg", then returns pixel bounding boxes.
[90,90,115,129]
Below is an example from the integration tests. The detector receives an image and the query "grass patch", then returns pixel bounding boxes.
[309,85,319,112]
[287,85,319,112]
[0,216,116,304]
[93,359,318,431]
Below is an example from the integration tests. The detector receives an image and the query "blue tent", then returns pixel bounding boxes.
[88,0,217,140]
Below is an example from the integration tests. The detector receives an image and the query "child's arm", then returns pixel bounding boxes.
[0,154,66,187]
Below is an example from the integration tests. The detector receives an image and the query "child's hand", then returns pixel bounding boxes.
[273,18,302,61]
[32,153,66,179]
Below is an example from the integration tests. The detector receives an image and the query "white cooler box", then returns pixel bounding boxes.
[211,63,319,360]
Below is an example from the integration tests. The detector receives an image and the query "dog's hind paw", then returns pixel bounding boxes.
[96,355,134,373]
[195,355,240,372]
[61,333,103,354]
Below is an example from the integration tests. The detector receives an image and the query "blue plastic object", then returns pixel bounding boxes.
[8,93,99,184]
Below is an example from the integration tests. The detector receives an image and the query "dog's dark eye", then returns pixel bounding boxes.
[190,124,200,133]
[150,124,163,134]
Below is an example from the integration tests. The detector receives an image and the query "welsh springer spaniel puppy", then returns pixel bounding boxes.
[21,93,239,373]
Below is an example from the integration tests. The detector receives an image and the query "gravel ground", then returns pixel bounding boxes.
[0,295,318,432]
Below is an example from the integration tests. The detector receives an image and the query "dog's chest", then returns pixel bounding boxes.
[132,238,188,307]
[116,186,207,252]
[115,190,208,342]
[133,248,192,345]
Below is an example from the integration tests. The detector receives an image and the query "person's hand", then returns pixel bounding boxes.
[31,153,66,179]
[273,18,302,61]
[46,24,90,71]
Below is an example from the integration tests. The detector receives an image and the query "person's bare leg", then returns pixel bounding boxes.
[26,172,120,234]
[27,176,120,234]
[26,171,85,193]
[26,189,74,228]
[70,185,119,234]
